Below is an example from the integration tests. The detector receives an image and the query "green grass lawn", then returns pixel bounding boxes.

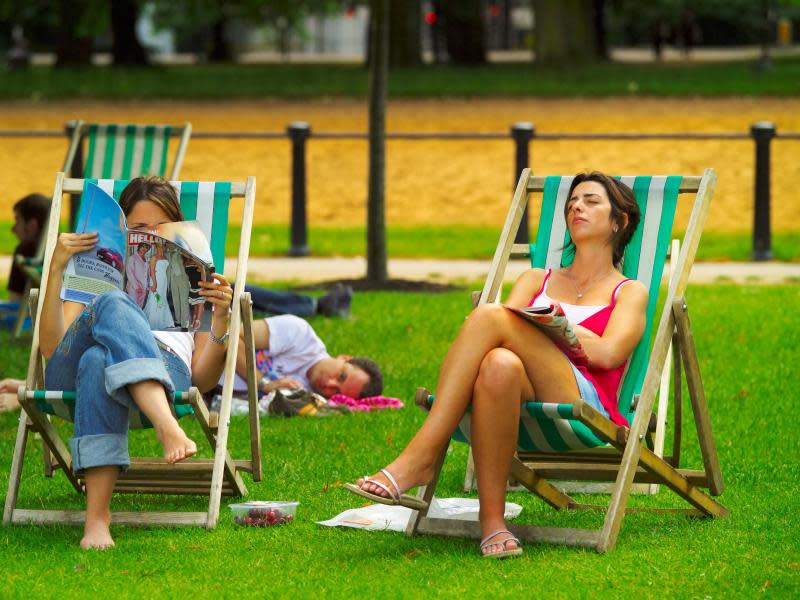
[1,57,799,100]
[1,223,798,262]
[0,283,798,597]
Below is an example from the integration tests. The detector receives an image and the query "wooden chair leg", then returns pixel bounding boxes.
[240,293,262,482]
[405,440,449,537]
[672,299,724,495]
[3,412,31,524]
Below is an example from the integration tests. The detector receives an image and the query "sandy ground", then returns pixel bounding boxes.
[0,97,798,232]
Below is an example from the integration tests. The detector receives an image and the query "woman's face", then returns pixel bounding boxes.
[566,181,615,242]
[126,199,173,232]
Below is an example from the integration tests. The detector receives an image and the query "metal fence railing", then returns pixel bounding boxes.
[0,121,796,260]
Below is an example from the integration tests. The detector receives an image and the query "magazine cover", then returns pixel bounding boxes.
[61,183,216,332]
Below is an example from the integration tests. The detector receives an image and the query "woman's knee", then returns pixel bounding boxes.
[92,290,139,318]
[475,348,526,392]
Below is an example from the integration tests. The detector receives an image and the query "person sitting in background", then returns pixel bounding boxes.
[7,193,48,303]
[231,314,382,400]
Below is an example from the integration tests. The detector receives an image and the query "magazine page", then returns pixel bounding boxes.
[126,227,214,332]
[61,183,126,305]
[505,303,589,365]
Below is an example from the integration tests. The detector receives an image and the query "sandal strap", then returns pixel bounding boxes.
[379,468,403,498]
[480,529,520,549]
[362,475,399,501]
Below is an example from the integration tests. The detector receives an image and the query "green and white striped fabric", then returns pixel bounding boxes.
[35,177,235,429]
[452,175,682,452]
[32,390,194,430]
[84,124,174,179]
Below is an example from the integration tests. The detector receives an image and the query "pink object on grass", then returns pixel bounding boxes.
[327,394,404,412]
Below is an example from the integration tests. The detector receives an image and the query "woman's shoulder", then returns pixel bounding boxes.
[614,277,648,303]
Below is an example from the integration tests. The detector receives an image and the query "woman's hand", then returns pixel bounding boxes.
[200,274,233,337]
[50,232,98,273]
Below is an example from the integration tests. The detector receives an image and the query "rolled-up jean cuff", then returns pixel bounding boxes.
[70,433,130,473]
[105,357,175,406]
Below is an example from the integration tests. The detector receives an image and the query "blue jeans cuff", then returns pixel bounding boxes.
[70,433,130,473]
[105,358,175,406]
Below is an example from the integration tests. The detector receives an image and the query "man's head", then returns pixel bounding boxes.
[307,355,383,399]
[12,193,48,244]
[137,242,151,256]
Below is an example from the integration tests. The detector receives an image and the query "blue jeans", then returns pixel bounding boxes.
[244,284,316,317]
[44,291,191,473]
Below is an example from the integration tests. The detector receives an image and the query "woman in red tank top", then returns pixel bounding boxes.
[346,172,649,558]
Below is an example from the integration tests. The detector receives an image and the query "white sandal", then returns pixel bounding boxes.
[480,529,523,559]
[344,468,429,510]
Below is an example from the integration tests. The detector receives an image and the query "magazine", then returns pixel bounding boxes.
[504,303,589,365]
[61,182,216,332]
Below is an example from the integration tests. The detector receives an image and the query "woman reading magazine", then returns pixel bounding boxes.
[345,172,649,558]
[39,176,233,550]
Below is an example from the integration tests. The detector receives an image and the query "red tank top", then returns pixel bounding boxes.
[530,269,631,427]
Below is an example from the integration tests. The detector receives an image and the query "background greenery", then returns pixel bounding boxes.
[1,224,798,262]
[0,283,798,598]
[1,58,799,100]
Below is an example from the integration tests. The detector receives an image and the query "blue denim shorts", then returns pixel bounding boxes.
[569,363,610,419]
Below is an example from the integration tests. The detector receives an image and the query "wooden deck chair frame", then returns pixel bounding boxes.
[406,168,728,552]
[12,120,192,337]
[4,172,262,529]
[462,237,681,497]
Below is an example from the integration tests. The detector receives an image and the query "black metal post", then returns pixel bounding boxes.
[751,121,775,261]
[511,122,534,244]
[287,121,311,257]
[65,121,84,229]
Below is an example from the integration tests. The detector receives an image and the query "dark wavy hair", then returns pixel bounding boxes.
[564,172,640,266]
[347,357,383,398]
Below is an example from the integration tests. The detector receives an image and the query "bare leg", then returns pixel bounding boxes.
[127,380,196,463]
[81,465,118,550]
[357,304,579,497]
[472,348,531,556]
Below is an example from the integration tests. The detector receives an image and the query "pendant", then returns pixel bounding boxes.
[577,293,583,299]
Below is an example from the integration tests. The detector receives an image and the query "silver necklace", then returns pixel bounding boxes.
[564,267,615,300]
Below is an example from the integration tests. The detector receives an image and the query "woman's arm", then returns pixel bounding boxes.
[190,274,233,393]
[577,281,648,370]
[149,257,157,292]
[39,233,98,359]
[503,268,546,309]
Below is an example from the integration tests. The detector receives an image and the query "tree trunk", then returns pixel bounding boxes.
[533,0,601,65]
[55,0,92,67]
[389,0,421,67]
[440,0,486,64]
[111,0,149,66]
[366,0,389,283]
[208,17,234,62]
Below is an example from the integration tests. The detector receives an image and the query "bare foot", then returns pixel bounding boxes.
[80,512,115,550]
[155,421,197,464]
[357,458,435,499]
[0,392,20,413]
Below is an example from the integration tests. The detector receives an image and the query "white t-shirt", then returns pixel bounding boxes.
[231,315,329,392]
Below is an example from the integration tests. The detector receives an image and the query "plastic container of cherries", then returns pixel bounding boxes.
[229,501,299,528]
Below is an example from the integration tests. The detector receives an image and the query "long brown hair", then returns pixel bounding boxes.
[564,172,640,266]
[119,176,184,221]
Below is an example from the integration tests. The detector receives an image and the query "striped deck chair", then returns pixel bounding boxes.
[12,120,191,337]
[4,172,262,529]
[407,169,728,552]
